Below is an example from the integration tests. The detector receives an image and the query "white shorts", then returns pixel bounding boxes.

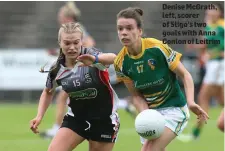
[140,105,190,144]
[203,59,224,85]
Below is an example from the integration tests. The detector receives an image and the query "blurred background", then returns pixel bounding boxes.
[0,1,223,151]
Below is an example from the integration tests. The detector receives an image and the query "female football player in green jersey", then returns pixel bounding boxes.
[184,3,224,140]
[114,7,209,151]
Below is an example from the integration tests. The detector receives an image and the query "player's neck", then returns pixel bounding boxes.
[65,58,76,69]
[127,38,142,56]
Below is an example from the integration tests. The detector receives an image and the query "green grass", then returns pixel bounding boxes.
[0,104,223,151]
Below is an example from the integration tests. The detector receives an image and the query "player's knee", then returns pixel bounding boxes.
[217,119,224,132]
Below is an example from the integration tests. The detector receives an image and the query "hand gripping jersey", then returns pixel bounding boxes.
[46,47,119,119]
[114,38,186,109]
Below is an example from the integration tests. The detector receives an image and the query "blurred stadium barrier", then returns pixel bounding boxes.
[0,1,222,103]
[0,49,57,103]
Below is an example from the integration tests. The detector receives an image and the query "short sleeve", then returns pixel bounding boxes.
[108,65,119,84]
[156,42,182,71]
[45,62,58,89]
[46,72,55,89]
[114,57,133,84]
[86,47,102,56]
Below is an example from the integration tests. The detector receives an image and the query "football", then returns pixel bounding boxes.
[135,109,166,140]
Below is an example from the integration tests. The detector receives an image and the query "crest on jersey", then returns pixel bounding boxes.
[84,73,92,83]
[148,59,156,70]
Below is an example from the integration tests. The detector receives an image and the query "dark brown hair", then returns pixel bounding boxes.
[117,7,144,29]
[213,3,224,18]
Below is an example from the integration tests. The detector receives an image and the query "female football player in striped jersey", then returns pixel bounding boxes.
[40,2,96,139]
[30,22,120,151]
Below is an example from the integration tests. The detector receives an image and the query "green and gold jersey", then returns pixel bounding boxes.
[114,38,186,109]
[205,19,224,60]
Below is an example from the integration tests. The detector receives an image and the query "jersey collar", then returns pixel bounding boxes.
[125,38,145,59]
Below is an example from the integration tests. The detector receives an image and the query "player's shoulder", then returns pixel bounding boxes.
[143,38,164,48]
[207,19,224,28]
[218,19,224,28]
[143,38,162,43]
[143,38,171,55]
[114,47,127,66]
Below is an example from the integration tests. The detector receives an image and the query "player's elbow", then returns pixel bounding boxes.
[110,53,117,61]
[183,70,193,83]
[174,62,192,81]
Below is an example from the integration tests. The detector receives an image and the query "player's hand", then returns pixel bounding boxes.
[188,103,209,124]
[30,117,42,134]
[77,54,95,66]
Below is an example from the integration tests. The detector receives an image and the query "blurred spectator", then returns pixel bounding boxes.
[178,3,224,141]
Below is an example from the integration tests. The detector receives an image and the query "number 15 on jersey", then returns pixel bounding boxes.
[73,79,80,87]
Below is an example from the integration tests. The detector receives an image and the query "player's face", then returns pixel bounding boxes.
[60,31,83,59]
[117,18,142,47]
[205,8,220,23]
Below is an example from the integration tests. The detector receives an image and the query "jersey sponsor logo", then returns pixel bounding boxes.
[148,59,156,70]
[101,134,112,139]
[134,60,144,65]
[135,78,165,89]
[69,88,97,100]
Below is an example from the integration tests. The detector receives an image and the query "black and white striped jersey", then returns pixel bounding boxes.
[46,47,119,120]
